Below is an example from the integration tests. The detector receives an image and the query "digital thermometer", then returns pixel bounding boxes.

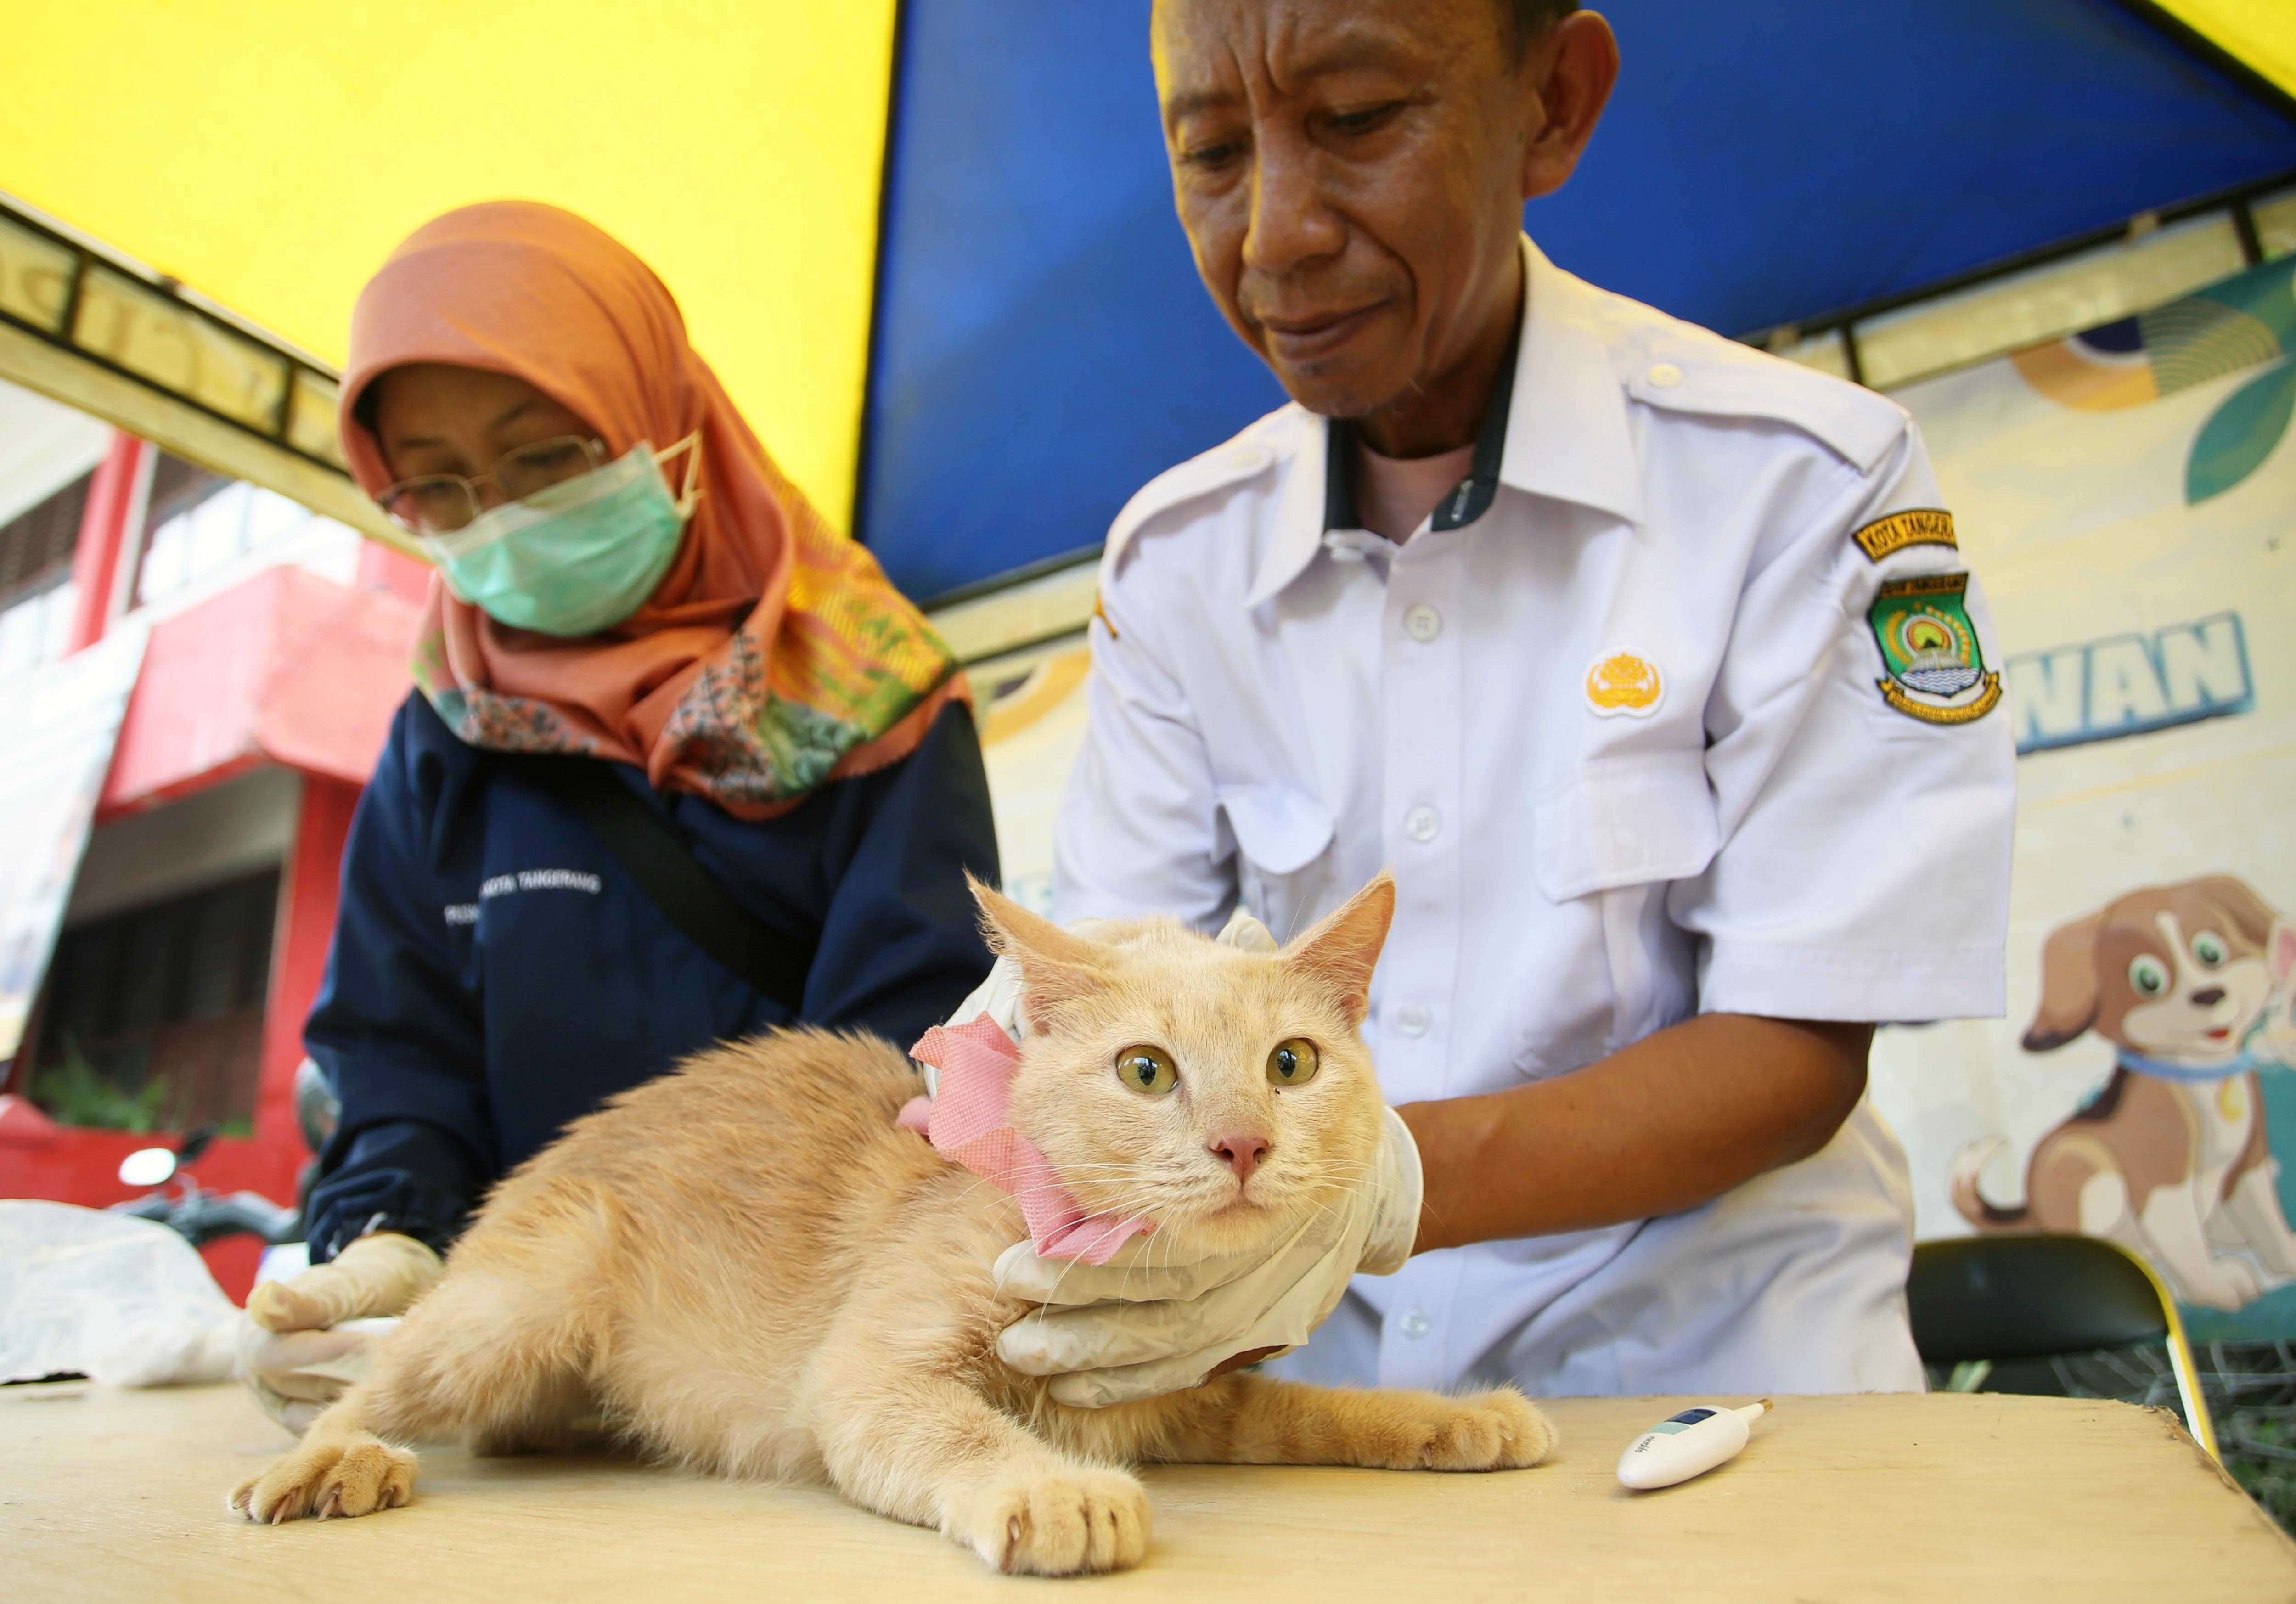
[1616,1399,1772,1491]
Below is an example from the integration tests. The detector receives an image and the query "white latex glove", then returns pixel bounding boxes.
[236,1317,401,1434]
[995,1103,1423,1408]
[236,1232,441,1433]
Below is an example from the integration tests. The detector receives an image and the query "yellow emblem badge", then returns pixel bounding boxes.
[1585,650,1665,718]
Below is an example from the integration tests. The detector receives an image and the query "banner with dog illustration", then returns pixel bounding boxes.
[1868,254,2296,1341]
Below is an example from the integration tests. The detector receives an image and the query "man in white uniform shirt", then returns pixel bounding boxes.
[1006,0,2015,1399]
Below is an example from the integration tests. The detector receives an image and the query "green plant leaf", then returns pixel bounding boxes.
[2188,356,2296,504]
[29,1034,177,1132]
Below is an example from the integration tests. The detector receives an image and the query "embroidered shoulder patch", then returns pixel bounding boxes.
[1585,650,1665,718]
[1852,508,1957,563]
[1868,573,2001,725]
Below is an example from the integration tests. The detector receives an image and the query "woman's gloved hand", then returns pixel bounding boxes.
[991,1104,1422,1407]
[236,1232,442,1433]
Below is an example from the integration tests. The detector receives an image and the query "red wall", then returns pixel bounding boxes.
[100,565,417,815]
[356,539,432,607]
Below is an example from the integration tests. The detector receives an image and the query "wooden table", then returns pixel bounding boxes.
[6,1381,2291,1601]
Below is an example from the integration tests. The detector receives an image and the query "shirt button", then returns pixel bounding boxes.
[1405,805,1441,844]
[1403,603,1443,643]
[1396,1006,1431,1038]
[1400,1310,1432,1340]
[1646,361,1684,388]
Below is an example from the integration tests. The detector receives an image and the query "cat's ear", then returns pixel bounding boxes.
[1283,872,1396,1026]
[968,876,1111,1030]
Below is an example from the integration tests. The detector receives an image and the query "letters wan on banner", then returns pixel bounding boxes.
[2004,611,2253,755]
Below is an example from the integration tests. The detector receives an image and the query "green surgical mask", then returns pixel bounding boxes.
[419,435,702,637]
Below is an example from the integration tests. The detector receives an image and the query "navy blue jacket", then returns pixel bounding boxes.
[302,692,997,1260]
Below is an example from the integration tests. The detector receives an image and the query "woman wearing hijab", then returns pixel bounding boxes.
[240,203,998,1429]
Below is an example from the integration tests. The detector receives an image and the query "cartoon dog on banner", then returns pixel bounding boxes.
[1953,877,2296,1309]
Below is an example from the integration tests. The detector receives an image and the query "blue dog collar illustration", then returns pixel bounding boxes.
[2118,1043,2270,1083]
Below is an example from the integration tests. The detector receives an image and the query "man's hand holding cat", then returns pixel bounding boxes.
[993,1104,1422,1407]
[237,1232,442,1433]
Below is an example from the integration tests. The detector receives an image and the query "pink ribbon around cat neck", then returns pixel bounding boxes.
[900,1017,1154,1266]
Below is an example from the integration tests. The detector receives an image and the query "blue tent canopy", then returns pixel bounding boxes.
[859,0,2296,602]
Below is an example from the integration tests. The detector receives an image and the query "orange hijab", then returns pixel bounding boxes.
[339,202,965,817]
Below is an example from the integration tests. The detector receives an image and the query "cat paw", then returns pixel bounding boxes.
[946,1465,1151,1576]
[229,1433,416,1523]
[1359,1386,1557,1472]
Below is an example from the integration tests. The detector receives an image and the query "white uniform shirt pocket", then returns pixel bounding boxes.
[1530,751,1717,1058]
[1216,784,1337,942]
[1531,750,1721,904]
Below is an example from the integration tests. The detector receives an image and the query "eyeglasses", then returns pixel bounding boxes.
[377,436,608,534]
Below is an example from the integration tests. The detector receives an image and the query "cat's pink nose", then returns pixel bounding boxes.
[1210,1133,1270,1184]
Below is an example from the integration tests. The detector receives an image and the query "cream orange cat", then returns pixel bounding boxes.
[230,875,1554,1575]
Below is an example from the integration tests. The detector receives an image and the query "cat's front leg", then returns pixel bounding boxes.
[1132,1372,1556,1472]
[802,1362,1150,1576]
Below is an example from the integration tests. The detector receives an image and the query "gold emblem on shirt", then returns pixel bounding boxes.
[1851,508,1958,563]
[1585,651,1665,718]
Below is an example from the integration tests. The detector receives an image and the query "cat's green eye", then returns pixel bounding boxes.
[1116,1045,1179,1096]
[1266,1038,1320,1087]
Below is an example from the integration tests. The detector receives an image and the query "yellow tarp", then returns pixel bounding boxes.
[2155,0,2296,98]
[0,0,896,529]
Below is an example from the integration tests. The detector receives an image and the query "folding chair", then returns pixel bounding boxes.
[1908,1233,2218,1460]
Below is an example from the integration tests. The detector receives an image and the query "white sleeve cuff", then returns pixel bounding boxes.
[1699,939,2006,1024]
